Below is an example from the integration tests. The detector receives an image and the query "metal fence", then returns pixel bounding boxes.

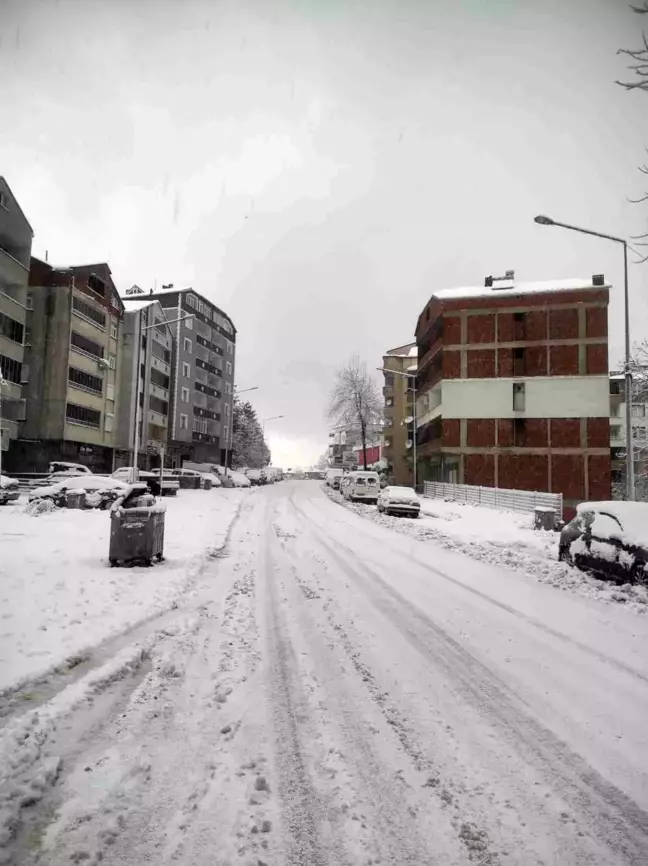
[422,481,563,519]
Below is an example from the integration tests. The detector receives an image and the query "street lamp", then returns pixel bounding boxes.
[378,367,417,490]
[534,214,634,499]
[131,312,194,483]
[224,385,258,476]
[262,414,284,436]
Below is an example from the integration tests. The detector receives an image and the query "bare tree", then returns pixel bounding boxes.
[328,356,382,470]
[612,340,648,500]
[617,2,648,92]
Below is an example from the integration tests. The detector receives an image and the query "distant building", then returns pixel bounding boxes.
[381,342,417,485]
[0,178,33,458]
[114,297,174,469]
[144,288,236,466]
[414,271,611,512]
[609,372,648,498]
[14,259,124,473]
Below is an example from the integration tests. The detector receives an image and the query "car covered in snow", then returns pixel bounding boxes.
[48,461,92,476]
[111,468,179,496]
[377,485,421,518]
[217,467,251,488]
[559,501,648,585]
[0,473,20,504]
[325,468,343,489]
[176,464,222,487]
[28,474,130,509]
[342,470,380,504]
[245,468,267,486]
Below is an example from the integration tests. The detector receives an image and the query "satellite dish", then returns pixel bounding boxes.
[404,416,414,424]
[406,440,413,449]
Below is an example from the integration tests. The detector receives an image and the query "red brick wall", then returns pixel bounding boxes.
[443,315,462,345]
[586,306,607,338]
[467,314,495,344]
[586,343,608,375]
[499,454,549,492]
[498,348,513,377]
[465,453,495,487]
[442,350,461,379]
[526,310,548,341]
[551,454,585,499]
[466,419,496,447]
[497,419,514,446]
[525,345,548,376]
[497,313,514,342]
[466,348,496,378]
[549,308,579,339]
[526,419,548,447]
[442,419,460,446]
[550,419,581,448]
[549,345,579,375]
[588,454,611,500]
[587,418,610,448]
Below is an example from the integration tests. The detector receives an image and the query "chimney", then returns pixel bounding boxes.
[592,274,605,287]
[484,276,493,287]
[504,269,515,281]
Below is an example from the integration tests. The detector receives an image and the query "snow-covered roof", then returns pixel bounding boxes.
[409,345,418,357]
[432,277,610,302]
[385,342,417,358]
[123,298,158,313]
[406,363,418,373]
[577,501,648,548]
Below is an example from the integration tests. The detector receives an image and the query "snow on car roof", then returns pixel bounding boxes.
[385,485,418,497]
[432,277,610,302]
[577,501,648,547]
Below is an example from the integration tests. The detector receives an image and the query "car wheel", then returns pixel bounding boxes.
[558,545,573,566]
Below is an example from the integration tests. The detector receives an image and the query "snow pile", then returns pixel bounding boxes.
[0,489,249,692]
[24,498,57,517]
[323,487,648,612]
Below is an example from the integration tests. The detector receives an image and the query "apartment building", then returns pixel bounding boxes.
[114,296,174,468]
[13,259,124,472]
[415,272,611,511]
[381,342,417,485]
[145,287,235,466]
[0,178,33,457]
[609,372,648,497]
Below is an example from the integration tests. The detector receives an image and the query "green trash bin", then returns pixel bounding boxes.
[109,484,167,567]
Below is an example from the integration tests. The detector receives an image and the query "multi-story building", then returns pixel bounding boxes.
[414,272,611,512]
[381,342,417,485]
[145,288,236,466]
[13,259,124,472]
[114,295,174,469]
[0,178,33,458]
[609,372,648,498]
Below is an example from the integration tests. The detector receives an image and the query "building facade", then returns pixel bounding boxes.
[145,288,236,466]
[12,259,124,472]
[415,273,611,512]
[0,178,33,457]
[114,297,174,469]
[381,342,417,485]
[609,372,648,498]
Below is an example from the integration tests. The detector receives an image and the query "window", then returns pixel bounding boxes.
[71,330,103,360]
[184,316,193,330]
[181,386,190,403]
[611,404,620,417]
[68,366,103,394]
[632,404,646,418]
[151,341,171,364]
[87,274,106,297]
[108,355,116,370]
[149,395,169,415]
[227,342,233,355]
[72,294,106,328]
[184,337,192,354]
[181,361,190,378]
[225,382,232,395]
[0,354,22,384]
[25,294,33,310]
[610,380,622,395]
[513,418,527,446]
[513,311,526,340]
[186,294,196,309]
[513,348,526,376]
[110,323,118,339]
[513,382,525,411]
[180,413,188,430]
[150,368,170,390]
[0,311,24,345]
[225,361,233,375]
[66,402,101,428]
[611,425,622,439]
[104,413,114,433]
[20,364,29,383]
[107,383,115,402]
[193,417,208,434]
[384,374,394,387]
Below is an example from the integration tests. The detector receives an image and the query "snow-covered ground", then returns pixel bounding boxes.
[324,486,648,612]
[0,489,249,693]
[2,481,648,866]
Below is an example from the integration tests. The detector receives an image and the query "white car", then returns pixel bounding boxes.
[342,470,381,504]
[0,473,20,504]
[48,461,92,475]
[377,485,421,518]
[112,468,179,495]
[28,475,129,509]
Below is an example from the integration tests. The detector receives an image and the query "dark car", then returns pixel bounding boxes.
[559,501,648,586]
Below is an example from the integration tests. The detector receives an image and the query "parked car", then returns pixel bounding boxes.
[377,485,421,518]
[0,474,20,504]
[28,475,129,509]
[111,468,179,496]
[559,501,648,586]
[342,470,381,504]
[213,466,251,488]
[245,469,267,486]
[48,461,92,475]
[179,463,222,487]
[325,469,343,488]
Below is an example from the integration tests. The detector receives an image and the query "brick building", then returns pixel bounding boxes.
[415,272,611,512]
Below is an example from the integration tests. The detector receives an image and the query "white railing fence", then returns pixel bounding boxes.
[422,481,563,519]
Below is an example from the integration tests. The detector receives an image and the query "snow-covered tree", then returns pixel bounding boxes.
[328,356,382,470]
[316,452,329,470]
[231,398,270,468]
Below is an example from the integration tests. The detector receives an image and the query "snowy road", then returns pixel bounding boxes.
[6,481,648,865]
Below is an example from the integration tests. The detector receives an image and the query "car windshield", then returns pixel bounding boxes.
[355,478,366,486]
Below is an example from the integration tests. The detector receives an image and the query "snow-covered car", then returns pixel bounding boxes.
[112,468,179,496]
[559,501,648,585]
[342,471,380,504]
[245,469,267,486]
[325,469,343,488]
[377,485,421,518]
[176,464,222,487]
[48,461,92,475]
[0,473,20,504]
[28,474,129,509]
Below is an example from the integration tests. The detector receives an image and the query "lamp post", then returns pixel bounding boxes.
[534,214,634,499]
[378,367,417,490]
[262,414,284,436]
[131,312,194,483]
[224,385,258,476]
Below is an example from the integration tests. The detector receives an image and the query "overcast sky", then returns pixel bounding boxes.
[2,0,647,468]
